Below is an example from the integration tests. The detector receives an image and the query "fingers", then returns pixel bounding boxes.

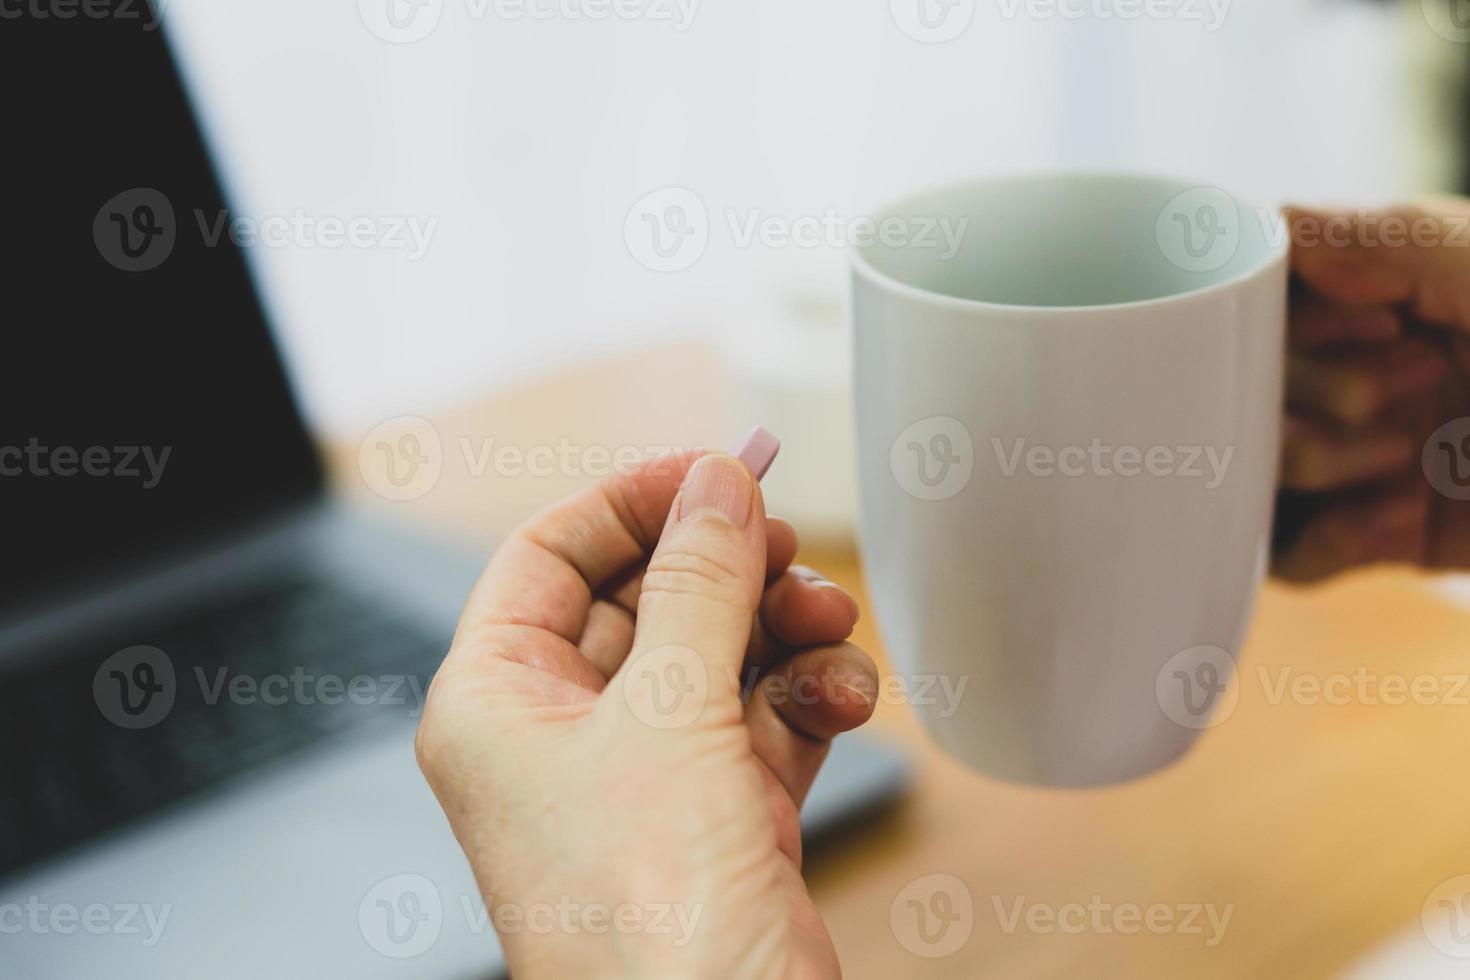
[759,644,879,742]
[1286,203,1470,330]
[1285,205,1421,308]
[733,566,862,675]
[440,623,607,703]
[613,454,768,720]
[1289,291,1400,351]
[457,451,794,684]
[764,518,799,581]
[587,561,863,684]
[1287,339,1448,427]
[585,563,861,681]
[743,643,878,808]
[1280,336,1442,495]
[1274,482,1429,583]
[1281,286,1448,536]
[578,518,803,678]
[1280,417,1416,492]
[594,518,799,616]
[577,600,637,680]
[458,452,699,647]
[754,567,860,658]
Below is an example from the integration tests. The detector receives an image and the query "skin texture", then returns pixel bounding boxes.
[1276,197,1470,582]
[416,450,876,979]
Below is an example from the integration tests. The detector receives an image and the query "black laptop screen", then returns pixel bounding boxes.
[1,3,323,615]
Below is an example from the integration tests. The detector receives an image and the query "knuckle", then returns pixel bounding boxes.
[413,718,439,781]
[413,688,451,784]
[641,549,752,610]
[1282,441,1333,491]
[1328,380,1378,427]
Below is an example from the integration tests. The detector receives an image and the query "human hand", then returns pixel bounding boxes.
[1275,198,1470,581]
[415,450,878,978]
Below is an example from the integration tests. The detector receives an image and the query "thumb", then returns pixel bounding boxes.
[1285,204,1421,307]
[1285,202,1470,330]
[610,453,767,729]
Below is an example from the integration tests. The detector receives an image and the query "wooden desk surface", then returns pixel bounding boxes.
[332,344,1470,979]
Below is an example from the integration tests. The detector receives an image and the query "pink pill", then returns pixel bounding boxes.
[733,426,780,481]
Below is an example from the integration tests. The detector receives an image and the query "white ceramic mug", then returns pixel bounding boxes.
[850,173,1288,786]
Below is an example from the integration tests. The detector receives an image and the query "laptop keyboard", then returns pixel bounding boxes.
[0,574,448,878]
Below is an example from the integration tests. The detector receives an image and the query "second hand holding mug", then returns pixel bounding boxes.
[850,173,1288,786]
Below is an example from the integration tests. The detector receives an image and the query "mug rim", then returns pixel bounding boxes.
[849,170,1291,316]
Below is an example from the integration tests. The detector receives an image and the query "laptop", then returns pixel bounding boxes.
[0,4,909,977]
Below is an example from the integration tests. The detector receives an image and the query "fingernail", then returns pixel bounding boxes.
[834,682,874,708]
[679,454,753,528]
[794,567,862,621]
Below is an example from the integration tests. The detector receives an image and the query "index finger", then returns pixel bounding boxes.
[1289,288,1400,352]
[457,451,700,645]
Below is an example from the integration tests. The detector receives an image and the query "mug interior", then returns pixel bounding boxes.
[853,173,1283,309]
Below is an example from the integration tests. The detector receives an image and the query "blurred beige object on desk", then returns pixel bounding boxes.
[331,342,740,545]
[335,327,860,549]
[719,283,859,547]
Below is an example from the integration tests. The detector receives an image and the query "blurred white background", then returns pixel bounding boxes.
[158,0,1407,440]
